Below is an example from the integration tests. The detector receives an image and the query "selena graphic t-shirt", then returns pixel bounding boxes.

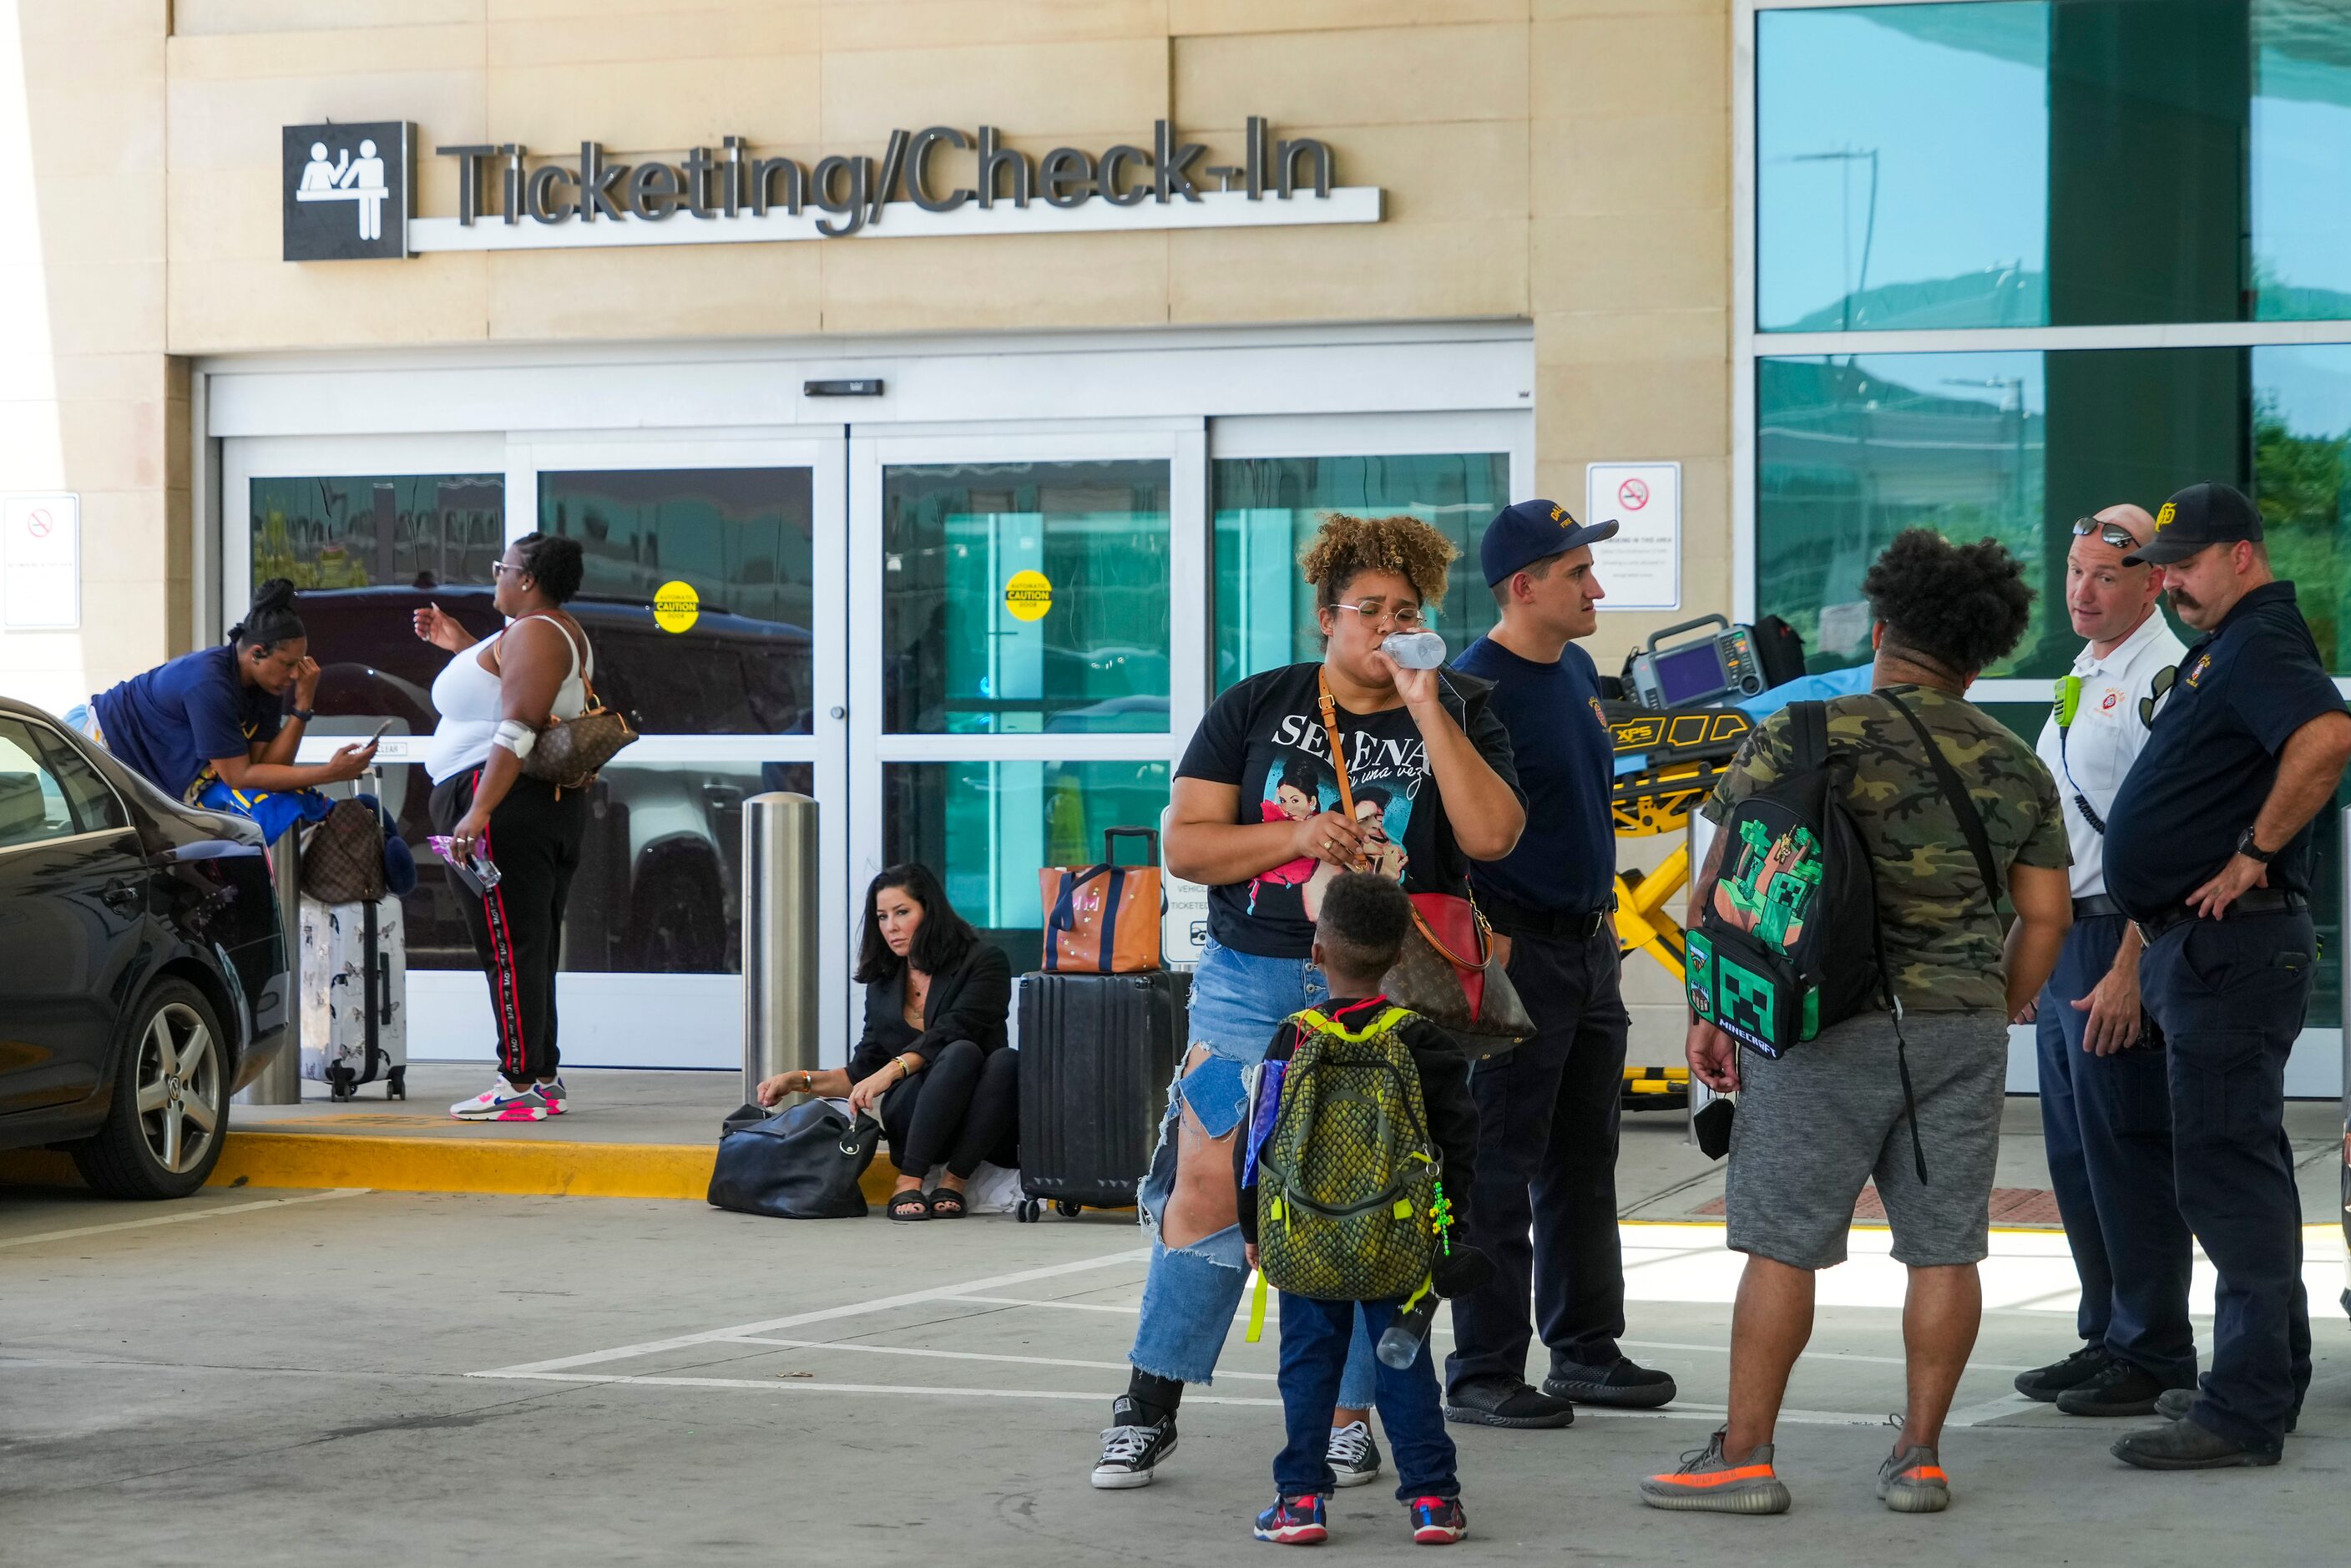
[1177,661,1520,960]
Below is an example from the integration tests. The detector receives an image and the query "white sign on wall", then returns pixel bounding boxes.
[2,493,80,631]
[1585,461,1681,611]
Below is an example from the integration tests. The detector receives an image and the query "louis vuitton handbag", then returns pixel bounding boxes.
[512,615,637,792]
[1316,670,1532,1048]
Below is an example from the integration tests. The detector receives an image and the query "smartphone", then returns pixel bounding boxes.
[364,720,394,745]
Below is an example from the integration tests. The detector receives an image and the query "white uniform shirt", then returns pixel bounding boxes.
[2032,610,2189,900]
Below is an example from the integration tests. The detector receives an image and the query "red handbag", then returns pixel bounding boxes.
[1315,670,1532,1044]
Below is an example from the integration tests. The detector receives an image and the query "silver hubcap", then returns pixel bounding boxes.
[134,1002,220,1174]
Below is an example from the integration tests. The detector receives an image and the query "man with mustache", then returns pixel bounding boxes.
[2102,483,2351,1469]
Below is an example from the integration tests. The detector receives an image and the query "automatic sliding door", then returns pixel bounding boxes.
[851,433,1201,972]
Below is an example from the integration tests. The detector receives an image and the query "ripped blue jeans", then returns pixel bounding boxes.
[1130,938,1379,1406]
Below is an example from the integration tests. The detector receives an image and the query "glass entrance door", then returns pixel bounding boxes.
[225,433,850,1070]
[847,427,1206,972]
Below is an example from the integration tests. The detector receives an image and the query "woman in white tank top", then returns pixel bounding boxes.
[412,534,599,1123]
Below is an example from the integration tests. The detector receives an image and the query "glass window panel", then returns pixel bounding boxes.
[1758,3,2351,331]
[1758,3,2051,332]
[250,473,505,751]
[2253,344,2351,668]
[28,726,126,835]
[882,461,1170,735]
[883,759,1170,972]
[1212,453,1512,693]
[401,760,811,974]
[251,473,505,594]
[2253,0,2351,319]
[0,721,80,848]
[541,468,816,736]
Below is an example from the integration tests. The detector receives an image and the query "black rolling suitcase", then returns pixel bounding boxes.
[1014,969,1188,1222]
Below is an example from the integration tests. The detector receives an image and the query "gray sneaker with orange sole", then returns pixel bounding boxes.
[1638,1429,1791,1515]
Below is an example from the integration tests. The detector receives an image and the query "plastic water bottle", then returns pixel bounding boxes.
[1376,1292,1441,1368]
[1381,630,1448,670]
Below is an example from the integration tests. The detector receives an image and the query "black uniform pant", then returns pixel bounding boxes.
[1445,924,1631,1396]
[878,1039,1019,1180]
[430,769,586,1086]
[2140,911,2315,1454]
[2035,913,2197,1385]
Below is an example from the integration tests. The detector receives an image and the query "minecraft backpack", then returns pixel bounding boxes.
[1684,701,1888,1060]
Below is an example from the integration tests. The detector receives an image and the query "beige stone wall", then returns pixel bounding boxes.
[0,2,180,713]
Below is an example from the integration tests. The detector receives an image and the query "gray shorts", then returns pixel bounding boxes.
[1726,1010,2007,1270]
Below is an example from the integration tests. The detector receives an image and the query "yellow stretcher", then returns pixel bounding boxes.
[1602,701,1753,988]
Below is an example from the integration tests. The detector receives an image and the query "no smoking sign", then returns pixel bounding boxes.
[1617,477,1650,512]
[1585,462,1681,612]
[3,491,80,631]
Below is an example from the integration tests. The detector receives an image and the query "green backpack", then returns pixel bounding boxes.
[1253,1004,1440,1303]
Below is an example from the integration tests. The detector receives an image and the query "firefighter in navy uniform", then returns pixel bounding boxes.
[2103,483,2351,1469]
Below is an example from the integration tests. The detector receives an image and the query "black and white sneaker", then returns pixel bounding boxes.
[1327,1419,1382,1487]
[1091,1397,1177,1490]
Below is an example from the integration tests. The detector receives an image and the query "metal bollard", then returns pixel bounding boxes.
[238,827,304,1105]
[741,792,821,1115]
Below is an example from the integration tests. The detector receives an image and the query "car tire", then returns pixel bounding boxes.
[72,978,233,1201]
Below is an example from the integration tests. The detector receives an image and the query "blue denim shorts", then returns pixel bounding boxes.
[1176,937,1328,1138]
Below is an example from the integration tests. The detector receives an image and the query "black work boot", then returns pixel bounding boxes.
[1442,1376,1575,1429]
[1545,1354,1677,1409]
[2153,1387,2298,1434]
[2111,1419,2278,1470]
[2014,1343,2109,1403]
[2056,1358,2167,1417]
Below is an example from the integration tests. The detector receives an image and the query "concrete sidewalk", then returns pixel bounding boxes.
[6,1061,2343,1227]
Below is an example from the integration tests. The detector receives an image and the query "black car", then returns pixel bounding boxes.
[0,696,291,1198]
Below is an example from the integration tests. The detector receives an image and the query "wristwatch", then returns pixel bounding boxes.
[2236,825,2277,863]
[290,707,316,721]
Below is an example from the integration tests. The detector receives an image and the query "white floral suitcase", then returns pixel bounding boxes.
[298,894,407,1100]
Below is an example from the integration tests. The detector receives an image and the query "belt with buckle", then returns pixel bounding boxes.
[1478,892,1612,942]
[2136,888,2307,943]
[2071,895,2125,920]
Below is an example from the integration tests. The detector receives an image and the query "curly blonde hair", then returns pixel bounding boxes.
[1297,513,1458,610]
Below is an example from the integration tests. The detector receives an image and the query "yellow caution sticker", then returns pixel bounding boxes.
[1004,568,1054,623]
[653,579,700,634]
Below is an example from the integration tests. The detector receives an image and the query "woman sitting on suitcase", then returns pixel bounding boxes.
[1091,513,1524,1492]
[757,863,1015,1221]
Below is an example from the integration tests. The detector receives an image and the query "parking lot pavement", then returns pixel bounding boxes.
[3,1184,2345,1566]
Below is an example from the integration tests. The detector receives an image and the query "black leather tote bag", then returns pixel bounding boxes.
[707,1101,880,1219]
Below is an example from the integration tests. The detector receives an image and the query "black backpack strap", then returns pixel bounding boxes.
[1788,700,1829,772]
[1881,689,2001,915]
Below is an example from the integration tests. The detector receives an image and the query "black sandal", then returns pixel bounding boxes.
[925,1187,967,1219]
[887,1189,930,1222]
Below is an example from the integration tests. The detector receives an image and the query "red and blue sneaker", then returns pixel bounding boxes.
[1408,1496,1468,1545]
[1253,1494,1327,1545]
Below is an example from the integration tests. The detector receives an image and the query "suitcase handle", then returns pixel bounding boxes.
[1103,826,1159,867]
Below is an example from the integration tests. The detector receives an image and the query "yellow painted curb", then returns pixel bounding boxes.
[2,1132,908,1205]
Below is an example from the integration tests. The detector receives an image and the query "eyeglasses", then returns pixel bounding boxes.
[2139,663,2178,726]
[1329,601,1429,631]
[2072,516,2144,553]
[491,561,523,577]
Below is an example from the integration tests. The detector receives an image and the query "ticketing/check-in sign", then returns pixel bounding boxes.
[1587,461,1681,611]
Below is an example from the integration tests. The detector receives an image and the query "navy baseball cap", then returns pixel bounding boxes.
[2124,482,2263,566]
[1480,498,1619,586]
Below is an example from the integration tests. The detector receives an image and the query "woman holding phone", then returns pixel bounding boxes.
[415,534,597,1123]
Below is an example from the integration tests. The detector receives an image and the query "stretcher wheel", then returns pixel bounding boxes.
[1056,1199,1084,1218]
[1017,1198,1042,1223]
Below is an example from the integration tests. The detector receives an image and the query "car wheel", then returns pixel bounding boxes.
[629,860,726,971]
[72,979,231,1201]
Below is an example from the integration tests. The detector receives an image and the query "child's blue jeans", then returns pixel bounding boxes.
[1275,1292,1459,1503]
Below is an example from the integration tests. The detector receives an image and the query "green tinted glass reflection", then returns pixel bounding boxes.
[1761,1,2351,331]
[883,760,1171,971]
[250,473,503,592]
[882,461,1171,734]
[1212,453,1511,691]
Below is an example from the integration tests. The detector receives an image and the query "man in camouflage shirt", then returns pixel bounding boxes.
[1640,530,2072,1520]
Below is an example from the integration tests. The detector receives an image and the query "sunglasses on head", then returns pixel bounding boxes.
[2072,516,2143,552]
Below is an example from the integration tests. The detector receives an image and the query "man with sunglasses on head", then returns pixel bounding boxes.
[2013,506,2194,1421]
[2102,482,2351,1470]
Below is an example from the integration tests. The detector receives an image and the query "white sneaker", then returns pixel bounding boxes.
[1327,1419,1383,1487]
[536,1077,568,1115]
[450,1080,549,1122]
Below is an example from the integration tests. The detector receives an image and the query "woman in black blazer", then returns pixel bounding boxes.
[757,863,1014,1220]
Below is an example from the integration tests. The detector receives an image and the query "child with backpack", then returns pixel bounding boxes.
[1236,873,1493,1546]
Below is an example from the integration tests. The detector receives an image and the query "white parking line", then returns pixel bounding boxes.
[0,1187,370,1249]
[725,1334,1280,1382]
[476,1247,1150,1377]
